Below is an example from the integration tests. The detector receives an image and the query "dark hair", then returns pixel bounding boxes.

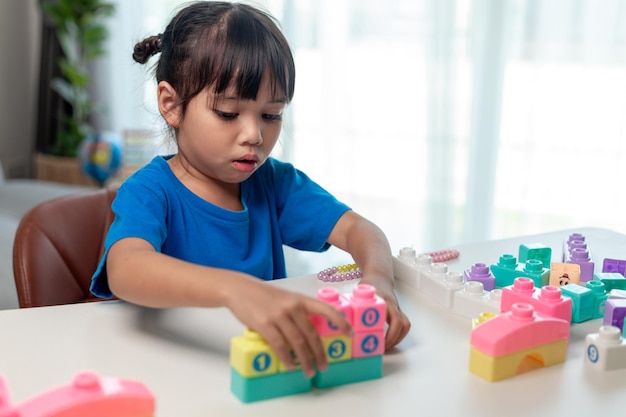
[132,1,295,118]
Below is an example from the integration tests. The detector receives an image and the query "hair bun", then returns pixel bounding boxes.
[132,34,163,64]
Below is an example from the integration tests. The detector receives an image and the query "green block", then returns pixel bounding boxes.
[313,355,383,389]
[490,256,549,288]
[230,367,312,403]
[594,272,626,292]
[586,280,608,319]
[518,243,552,269]
[561,284,594,323]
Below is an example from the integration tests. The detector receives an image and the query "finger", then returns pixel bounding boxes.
[384,307,411,350]
[306,298,353,337]
[275,315,317,377]
[291,306,328,372]
[254,324,297,372]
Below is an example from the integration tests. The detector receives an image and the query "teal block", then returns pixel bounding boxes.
[594,272,626,292]
[518,243,552,270]
[490,254,522,288]
[515,259,550,287]
[313,355,383,389]
[230,368,312,403]
[586,280,608,319]
[561,284,594,323]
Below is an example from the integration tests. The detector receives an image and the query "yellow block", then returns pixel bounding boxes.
[469,338,568,382]
[230,329,278,378]
[322,334,352,363]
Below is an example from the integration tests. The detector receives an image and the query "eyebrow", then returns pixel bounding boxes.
[222,96,287,104]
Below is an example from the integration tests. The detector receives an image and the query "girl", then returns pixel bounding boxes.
[91,1,410,378]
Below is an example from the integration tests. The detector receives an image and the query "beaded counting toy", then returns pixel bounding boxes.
[317,263,362,282]
[0,372,155,417]
[230,283,386,402]
[428,249,460,263]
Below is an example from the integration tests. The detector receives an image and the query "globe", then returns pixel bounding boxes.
[79,132,123,185]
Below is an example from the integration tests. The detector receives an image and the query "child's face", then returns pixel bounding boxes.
[173,75,286,184]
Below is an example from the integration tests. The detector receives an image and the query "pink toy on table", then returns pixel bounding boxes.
[0,372,154,417]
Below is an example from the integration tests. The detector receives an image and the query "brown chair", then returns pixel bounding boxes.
[12,187,117,308]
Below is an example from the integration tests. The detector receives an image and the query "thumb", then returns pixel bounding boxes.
[305,296,354,337]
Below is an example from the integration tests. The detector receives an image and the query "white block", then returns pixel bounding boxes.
[452,281,503,319]
[585,325,626,371]
[421,264,465,308]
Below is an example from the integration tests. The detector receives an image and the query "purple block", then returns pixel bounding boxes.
[603,258,626,276]
[464,263,496,291]
[604,299,626,332]
[567,248,594,283]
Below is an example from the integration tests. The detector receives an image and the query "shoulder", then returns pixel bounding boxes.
[115,156,174,205]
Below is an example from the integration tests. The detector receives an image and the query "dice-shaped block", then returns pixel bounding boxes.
[501,277,572,322]
[549,262,581,287]
[603,299,626,333]
[345,284,386,358]
[314,287,353,336]
[230,329,279,377]
[585,325,626,372]
[518,243,552,270]
[594,272,626,292]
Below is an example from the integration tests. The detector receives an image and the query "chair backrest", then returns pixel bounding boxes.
[12,187,117,308]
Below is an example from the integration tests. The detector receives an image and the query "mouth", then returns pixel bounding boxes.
[233,155,259,172]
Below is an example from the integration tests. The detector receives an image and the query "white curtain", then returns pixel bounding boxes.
[94,0,626,274]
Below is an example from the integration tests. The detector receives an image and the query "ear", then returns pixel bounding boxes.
[157,81,182,128]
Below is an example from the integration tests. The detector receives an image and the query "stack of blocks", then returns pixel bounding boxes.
[0,372,155,417]
[562,233,594,283]
[230,284,386,403]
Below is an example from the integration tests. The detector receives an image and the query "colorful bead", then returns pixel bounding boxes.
[317,263,362,282]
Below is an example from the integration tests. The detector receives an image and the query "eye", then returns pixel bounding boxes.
[262,113,283,122]
[215,111,238,121]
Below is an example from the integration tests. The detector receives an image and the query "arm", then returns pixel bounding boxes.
[327,211,411,350]
[107,238,352,377]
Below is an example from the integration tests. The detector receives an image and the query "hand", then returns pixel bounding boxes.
[360,276,411,350]
[225,277,353,378]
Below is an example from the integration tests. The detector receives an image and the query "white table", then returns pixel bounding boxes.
[0,227,624,416]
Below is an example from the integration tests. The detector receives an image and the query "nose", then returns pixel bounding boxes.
[240,117,263,146]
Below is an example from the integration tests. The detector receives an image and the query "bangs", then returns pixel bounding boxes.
[197,7,295,102]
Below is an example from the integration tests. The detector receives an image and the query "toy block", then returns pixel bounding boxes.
[566,247,594,283]
[230,368,312,403]
[393,247,432,289]
[593,272,626,292]
[490,254,520,288]
[518,243,552,270]
[312,355,383,389]
[464,263,496,291]
[602,258,626,275]
[452,281,502,319]
[501,278,572,322]
[516,259,550,287]
[584,325,626,372]
[603,299,626,332]
[345,284,386,358]
[472,311,498,329]
[230,329,278,377]
[586,280,608,319]
[562,233,586,261]
[561,284,594,323]
[12,372,155,417]
[320,334,352,363]
[549,262,581,287]
[421,265,465,308]
[609,289,626,299]
[314,287,353,336]
[469,303,569,382]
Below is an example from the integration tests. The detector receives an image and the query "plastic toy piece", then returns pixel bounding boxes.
[562,233,586,262]
[452,281,502,319]
[565,247,595,283]
[584,325,626,372]
[471,311,498,329]
[549,262,581,287]
[393,247,432,289]
[314,287,353,336]
[464,263,496,291]
[593,272,626,292]
[609,289,626,300]
[469,303,569,382]
[230,368,312,403]
[603,299,626,332]
[345,284,386,358]
[602,258,626,275]
[518,243,552,270]
[561,284,594,323]
[421,264,465,309]
[312,355,383,389]
[490,255,549,288]
[586,280,608,319]
[1,372,155,417]
[500,278,572,322]
[427,249,459,263]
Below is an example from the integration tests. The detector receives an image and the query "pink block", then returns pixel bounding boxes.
[345,284,386,332]
[0,376,18,417]
[16,372,155,417]
[471,303,570,357]
[352,330,385,358]
[501,277,572,322]
[314,287,354,336]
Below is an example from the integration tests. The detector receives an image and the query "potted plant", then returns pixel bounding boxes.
[36,0,115,184]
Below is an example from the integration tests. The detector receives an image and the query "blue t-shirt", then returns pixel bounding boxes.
[90,156,350,298]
